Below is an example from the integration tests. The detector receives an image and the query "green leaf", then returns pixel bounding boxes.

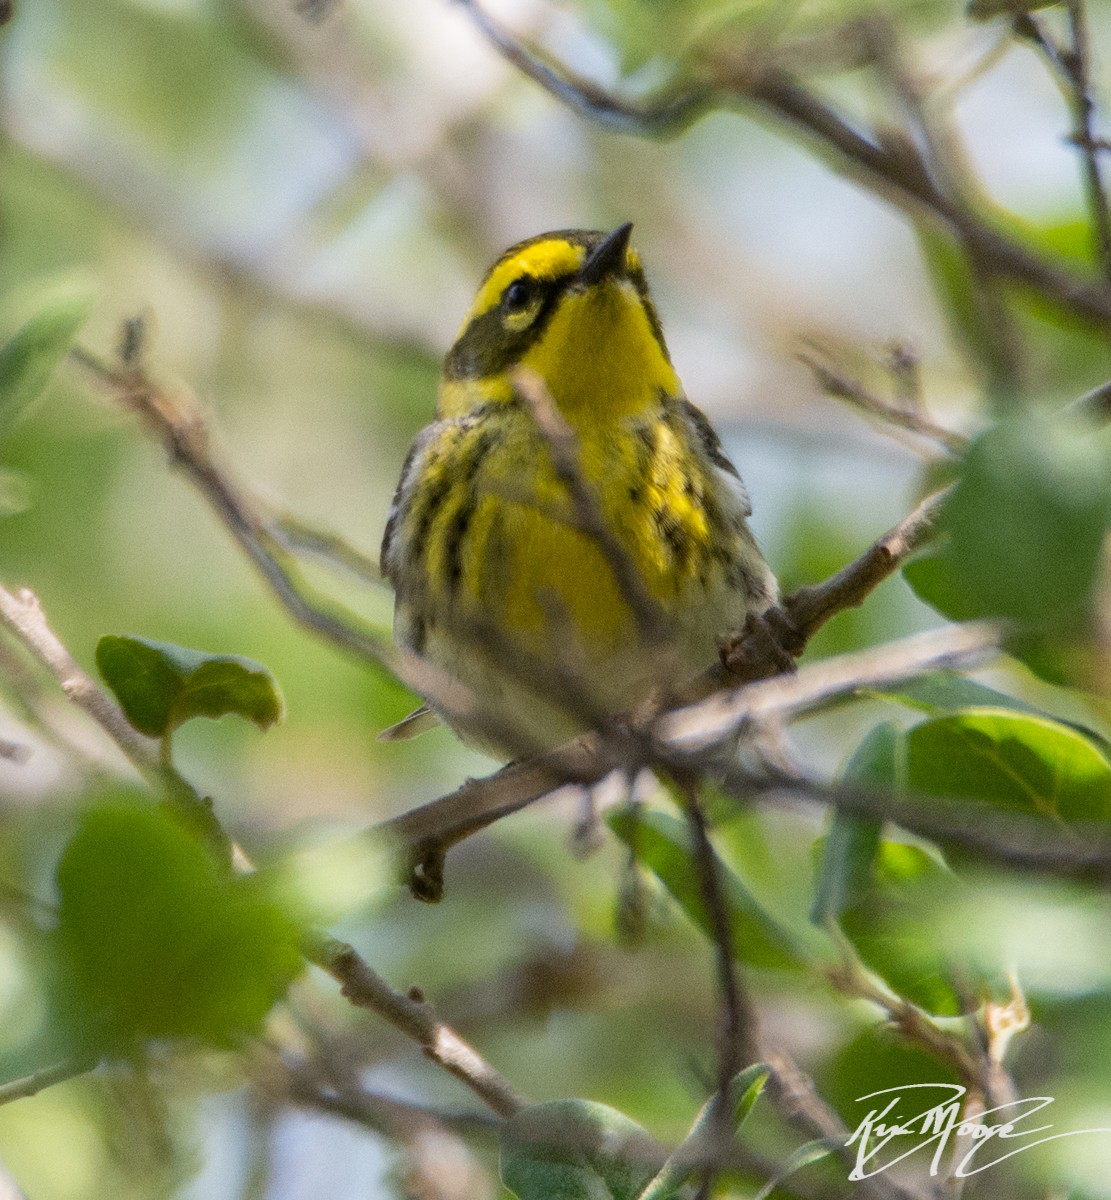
[904,709,1111,822]
[501,1099,662,1200]
[0,294,92,438]
[902,549,978,623]
[872,671,1043,717]
[936,415,1111,627]
[637,1064,769,1200]
[752,1139,837,1200]
[840,840,962,1016]
[96,635,284,739]
[54,795,302,1049]
[822,724,962,1014]
[607,807,808,971]
[811,723,898,925]
[875,671,1111,756]
[829,707,1111,1011]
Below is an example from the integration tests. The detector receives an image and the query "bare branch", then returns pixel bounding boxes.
[304,933,529,1119]
[798,348,968,456]
[459,0,1111,327]
[0,1058,97,1107]
[662,621,1001,753]
[0,586,160,777]
[781,486,952,650]
[380,620,998,897]
[762,1051,920,1200]
[265,1050,501,1142]
[1019,4,1111,277]
[69,348,397,673]
[269,513,383,586]
[727,768,1111,883]
[675,776,759,1198]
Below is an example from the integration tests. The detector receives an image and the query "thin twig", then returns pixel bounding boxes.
[675,775,758,1199]
[726,767,1111,882]
[69,349,397,673]
[1065,1,1111,277]
[798,350,968,455]
[459,0,1111,327]
[661,621,1001,753]
[268,1052,501,1141]
[0,1058,97,1106]
[0,586,159,776]
[781,486,952,648]
[304,933,528,1119]
[762,1050,920,1200]
[1021,5,1111,278]
[270,514,384,586]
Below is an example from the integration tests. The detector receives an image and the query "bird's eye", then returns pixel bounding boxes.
[503,277,537,313]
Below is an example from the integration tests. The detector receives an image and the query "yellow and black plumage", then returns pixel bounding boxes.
[381,224,777,754]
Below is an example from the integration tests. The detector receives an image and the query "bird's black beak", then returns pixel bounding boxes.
[579,222,633,286]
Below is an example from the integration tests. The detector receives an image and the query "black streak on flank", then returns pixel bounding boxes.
[443,430,497,596]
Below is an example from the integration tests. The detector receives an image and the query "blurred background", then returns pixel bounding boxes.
[1,0,1111,1197]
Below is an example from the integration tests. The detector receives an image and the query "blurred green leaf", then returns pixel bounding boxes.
[814,723,961,1014]
[905,709,1111,821]
[501,1099,662,1200]
[817,1026,958,1123]
[55,795,302,1049]
[830,706,1111,1010]
[96,635,284,740]
[0,294,91,439]
[638,1063,768,1200]
[875,670,1111,755]
[841,839,961,1016]
[607,807,808,971]
[944,415,1110,625]
[875,671,1042,717]
[902,548,977,622]
[811,723,896,924]
[0,467,34,516]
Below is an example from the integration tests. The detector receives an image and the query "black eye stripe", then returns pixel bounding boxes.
[443,255,671,381]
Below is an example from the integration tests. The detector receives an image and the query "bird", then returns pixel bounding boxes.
[380,224,778,757]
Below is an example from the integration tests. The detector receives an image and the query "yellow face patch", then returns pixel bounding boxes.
[462,240,585,329]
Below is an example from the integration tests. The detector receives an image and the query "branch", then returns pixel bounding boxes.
[675,777,759,1199]
[0,586,159,776]
[662,621,1000,753]
[1019,4,1111,278]
[780,486,951,649]
[798,348,968,456]
[69,348,397,673]
[459,0,1111,327]
[739,767,1111,883]
[266,1049,501,1142]
[0,583,232,852]
[305,933,529,1119]
[0,1058,96,1106]
[762,1051,920,1200]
